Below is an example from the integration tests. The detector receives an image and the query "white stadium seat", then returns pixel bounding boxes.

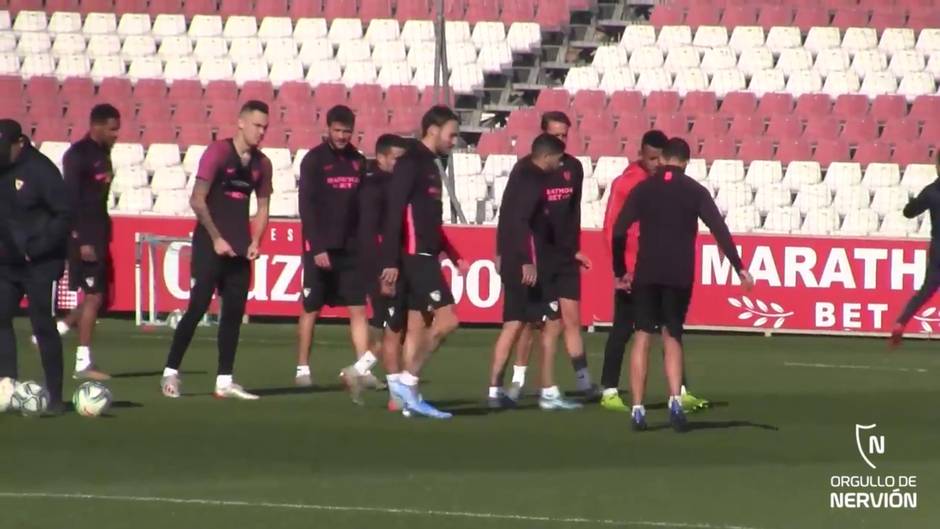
[86,34,121,59]
[656,25,692,51]
[926,54,940,79]
[748,69,785,97]
[341,61,378,88]
[401,19,434,48]
[270,58,304,87]
[0,53,20,75]
[686,158,707,182]
[372,40,406,66]
[471,21,505,50]
[299,39,334,67]
[39,141,70,170]
[52,33,85,57]
[708,69,746,97]
[737,47,773,77]
[889,49,925,77]
[376,61,411,88]
[800,207,840,235]
[879,28,915,56]
[182,145,208,175]
[144,143,182,173]
[20,53,55,77]
[229,37,264,62]
[365,18,400,46]
[860,71,899,98]
[223,15,258,41]
[47,11,79,34]
[198,58,235,83]
[336,39,372,66]
[14,10,47,33]
[163,56,198,81]
[822,70,861,97]
[832,185,871,215]
[852,49,888,77]
[663,45,699,75]
[762,206,802,233]
[620,24,656,52]
[445,20,473,44]
[753,183,793,214]
[592,45,628,74]
[784,161,822,191]
[636,68,672,94]
[745,160,784,189]
[270,192,300,217]
[483,155,518,181]
[765,26,801,55]
[879,211,918,236]
[714,182,752,214]
[91,55,126,81]
[700,46,736,75]
[563,66,601,93]
[294,17,328,41]
[842,27,878,56]
[507,22,540,53]
[121,35,157,61]
[451,63,484,94]
[151,166,188,194]
[55,54,90,80]
[115,188,154,213]
[82,13,117,36]
[693,25,729,49]
[271,171,297,192]
[258,16,293,42]
[234,58,269,85]
[729,26,765,55]
[794,183,833,214]
[594,156,630,186]
[898,72,936,100]
[152,14,186,40]
[477,41,512,73]
[707,159,746,189]
[915,28,940,55]
[813,48,851,76]
[777,48,814,76]
[264,38,298,64]
[194,37,228,64]
[840,209,880,236]
[189,15,223,39]
[152,189,192,215]
[726,205,761,233]
[785,70,823,97]
[0,34,14,53]
[861,163,901,190]
[0,11,9,31]
[672,67,708,95]
[871,187,910,216]
[824,162,863,190]
[111,143,146,168]
[16,32,52,56]
[599,67,636,94]
[111,165,147,193]
[158,36,193,61]
[900,164,939,194]
[804,27,841,56]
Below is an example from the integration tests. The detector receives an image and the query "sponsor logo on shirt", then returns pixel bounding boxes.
[326,176,360,190]
[428,185,442,198]
[545,186,574,202]
[225,167,237,175]
[94,172,112,183]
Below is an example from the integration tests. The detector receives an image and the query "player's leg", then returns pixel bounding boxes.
[0,279,23,381]
[559,296,598,398]
[337,252,383,400]
[600,289,634,411]
[376,285,407,410]
[71,258,110,381]
[213,257,256,400]
[488,320,523,407]
[508,324,533,399]
[387,309,430,412]
[891,261,940,346]
[295,255,326,386]
[162,248,218,397]
[628,285,659,430]
[537,315,582,410]
[24,276,65,413]
[662,287,692,432]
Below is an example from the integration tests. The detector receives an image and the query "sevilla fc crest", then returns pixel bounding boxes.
[562,170,571,181]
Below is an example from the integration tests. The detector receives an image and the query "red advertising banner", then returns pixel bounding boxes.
[109,215,938,336]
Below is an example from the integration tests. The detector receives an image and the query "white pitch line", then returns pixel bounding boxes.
[0,492,765,529]
[784,362,928,373]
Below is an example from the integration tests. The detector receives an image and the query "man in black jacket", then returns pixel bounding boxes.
[0,119,73,414]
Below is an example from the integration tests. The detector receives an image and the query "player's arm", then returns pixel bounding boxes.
[379,158,416,283]
[190,143,233,256]
[61,149,96,262]
[903,187,931,218]
[610,187,640,280]
[247,157,272,260]
[570,158,584,250]
[602,174,636,258]
[298,151,327,254]
[698,187,748,281]
[27,159,73,260]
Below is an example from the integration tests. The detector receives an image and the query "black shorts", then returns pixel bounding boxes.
[369,280,406,332]
[633,284,693,339]
[502,279,560,324]
[191,242,251,294]
[67,243,110,296]
[544,259,581,301]
[302,249,367,312]
[401,254,454,312]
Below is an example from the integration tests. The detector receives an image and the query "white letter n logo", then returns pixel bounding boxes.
[855,424,884,469]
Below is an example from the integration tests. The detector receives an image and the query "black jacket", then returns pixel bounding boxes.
[0,144,73,274]
[298,141,366,254]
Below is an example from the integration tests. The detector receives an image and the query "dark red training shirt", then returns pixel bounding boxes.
[298,140,366,255]
[542,153,584,264]
[63,135,113,248]
[194,139,272,256]
[496,155,552,279]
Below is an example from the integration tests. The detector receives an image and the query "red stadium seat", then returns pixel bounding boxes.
[614,112,651,138]
[646,91,681,115]
[385,85,420,111]
[312,83,347,111]
[26,76,59,104]
[649,5,684,27]
[507,108,541,136]
[722,5,759,26]
[794,94,832,120]
[444,0,467,20]
[813,139,851,166]
[869,11,906,31]
[502,0,535,24]
[182,0,219,19]
[359,0,393,22]
[219,0,254,17]
[832,8,869,30]
[355,106,389,130]
[700,138,736,160]
[756,93,794,120]
[208,102,241,130]
[842,117,879,144]
[579,112,615,138]
[358,129,383,157]
[737,137,775,163]
[65,99,93,127]
[349,84,384,111]
[910,95,940,124]
[535,88,571,112]
[324,0,358,19]
[46,0,80,11]
[178,123,214,146]
[881,118,920,144]
[149,0,182,16]
[803,116,842,142]
[586,135,622,159]
[240,81,275,104]
[908,7,940,32]
[609,91,644,120]
[682,90,718,118]
[870,95,908,123]
[205,81,239,105]
[419,87,455,110]
[167,80,202,102]
[261,126,288,147]
[477,130,512,156]
[80,0,115,13]
[115,0,148,13]
[566,128,586,156]
[652,113,688,138]
[61,77,95,105]
[138,101,172,122]
[255,0,288,17]
[396,0,433,21]
[278,81,312,104]
[833,94,869,121]
[289,127,321,151]
[776,139,813,165]
[141,123,177,144]
[685,3,722,28]
[853,141,892,165]
[572,90,607,118]
[767,116,804,141]
[290,0,325,18]
[793,7,830,32]
[729,115,765,139]
[892,141,934,166]
[173,100,209,124]
[32,121,71,144]
[9,0,45,13]
[135,78,169,101]
[466,0,501,24]
[282,101,314,128]
[690,114,727,138]
[98,77,133,104]
[921,120,940,144]
[720,91,758,117]
[757,5,794,30]
[536,0,570,31]
[389,108,420,135]
[514,131,539,157]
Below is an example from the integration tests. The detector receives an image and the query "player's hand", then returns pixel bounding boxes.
[739,270,754,292]
[381,267,399,286]
[79,244,98,262]
[246,242,261,260]
[213,237,236,257]
[575,252,592,270]
[456,258,470,275]
[380,279,397,297]
[521,264,537,287]
[314,252,332,269]
[617,272,633,292]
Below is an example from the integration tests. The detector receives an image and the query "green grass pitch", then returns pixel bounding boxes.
[1,319,937,529]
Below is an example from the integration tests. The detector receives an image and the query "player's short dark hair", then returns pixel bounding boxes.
[326,104,355,127]
[90,103,120,124]
[240,100,269,115]
[531,133,566,158]
[421,105,459,136]
[376,133,408,155]
[641,130,668,150]
[662,138,692,162]
[540,111,571,131]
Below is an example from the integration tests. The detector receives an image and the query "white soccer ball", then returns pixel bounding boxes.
[0,377,16,412]
[12,380,49,417]
[72,381,113,417]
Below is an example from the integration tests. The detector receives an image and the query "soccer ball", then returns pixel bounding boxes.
[12,381,49,417]
[0,377,15,412]
[72,381,113,417]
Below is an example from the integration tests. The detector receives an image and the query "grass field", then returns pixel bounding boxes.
[1,319,937,529]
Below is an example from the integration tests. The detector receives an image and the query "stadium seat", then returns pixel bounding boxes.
[223,15,258,42]
[81,12,117,36]
[672,68,708,96]
[762,206,802,233]
[860,71,898,98]
[879,27,916,57]
[900,163,939,195]
[714,182,753,215]
[726,205,762,233]
[51,33,85,57]
[892,142,934,166]
[879,211,919,237]
[115,187,154,213]
[832,93,869,121]
[336,39,372,66]
[747,69,785,97]
[783,160,822,192]
[305,58,342,85]
[758,6,795,31]
[842,117,879,144]
[805,26,841,56]
[328,18,363,46]
[822,71,861,98]
[700,47,736,75]
[736,137,773,163]
[294,17,328,42]
[708,69,746,97]
[737,46,773,78]
[693,25,729,49]
[198,58,235,84]
[682,90,718,118]
[813,48,851,77]
[592,45,628,75]
[649,5,683,27]
[881,118,920,144]
[719,91,757,118]
[802,116,841,142]
[563,66,600,93]
[753,183,793,214]
[17,32,52,56]
[745,159,784,188]
[785,70,823,97]
[889,49,926,78]
[728,25,764,55]
[840,208,880,236]
[793,7,830,33]
[571,90,606,119]
[800,207,840,235]
[871,187,912,217]
[851,49,888,78]
[861,162,901,190]
[842,27,878,56]
[258,16,293,42]
[813,139,852,166]
[898,72,936,100]
[685,158,707,183]
[794,182,833,215]
[630,45,666,72]
[707,159,745,189]
[264,38,299,65]
[599,68,636,94]
[656,25,693,52]
[620,24,656,52]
